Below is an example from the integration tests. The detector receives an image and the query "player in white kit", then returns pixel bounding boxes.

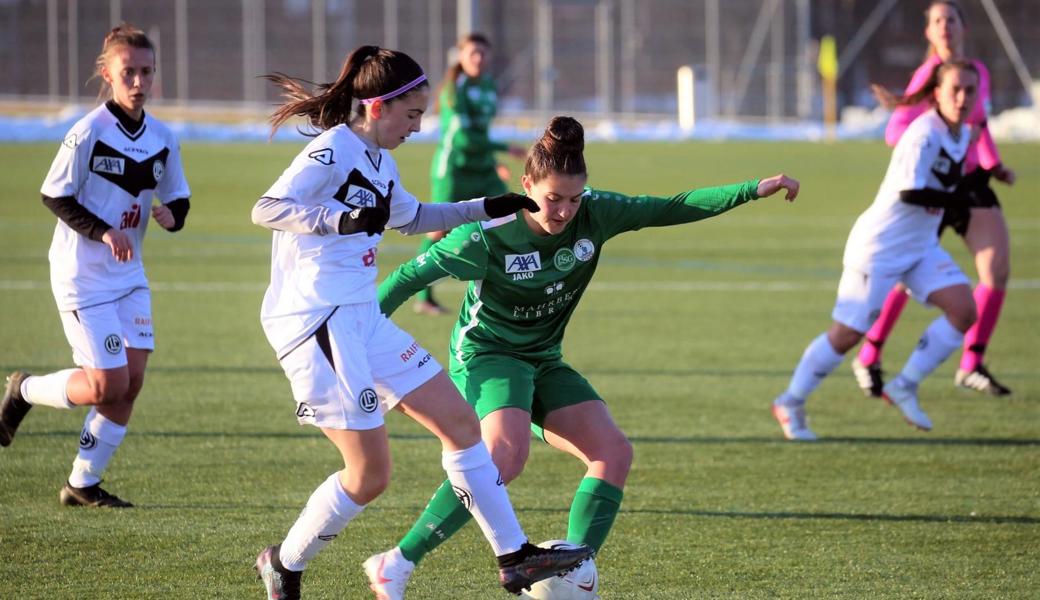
[0,25,191,506]
[772,60,981,441]
[250,46,591,599]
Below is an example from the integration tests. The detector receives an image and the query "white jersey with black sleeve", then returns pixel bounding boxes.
[842,109,970,274]
[40,102,191,311]
[255,125,421,358]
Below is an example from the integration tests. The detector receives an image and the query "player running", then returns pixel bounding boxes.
[0,24,191,507]
[414,32,526,315]
[853,0,1017,397]
[773,60,980,441]
[363,115,799,599]
[250,46,590,600]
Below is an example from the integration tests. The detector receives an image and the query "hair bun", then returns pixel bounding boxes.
[544,116,584,153]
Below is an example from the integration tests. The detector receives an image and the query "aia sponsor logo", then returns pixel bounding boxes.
[505,252,541,274]
[92,156,125,175]
[119,204,141,229]
[345,185,377,208]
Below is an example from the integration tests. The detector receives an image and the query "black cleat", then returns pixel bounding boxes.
[60,481,134,508]
[255,544,302,600]
[0,371,32,447]
[497,542,593,595]
[955,364,1012,396]
[851,358,884,398]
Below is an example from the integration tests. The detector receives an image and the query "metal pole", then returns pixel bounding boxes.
[313,0,327,83]
[457,0,477,37]
[47,0,58,100]
[730,0,779,116]
[620,0,636,113]
[176,0,188,103]
[595,0,614,115]
[979,0,1036,105]
[109,0,121,26]
[836,0,899,80]
[705,0,720,118]
[429,0,443,87]
[795,0,812,118]
[768,0,784,121]
[384,0,398,49]
[68,0,79,102]
[535,0,552,115]
[242,0,252,103]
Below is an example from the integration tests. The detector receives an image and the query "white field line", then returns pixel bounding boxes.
[2,279,1039,293]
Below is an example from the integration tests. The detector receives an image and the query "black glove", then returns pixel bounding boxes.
[338,206,389,236]
[483,193,540,218]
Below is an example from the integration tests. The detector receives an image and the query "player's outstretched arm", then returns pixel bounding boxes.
[378,255,454,317]
[756,174,799,201]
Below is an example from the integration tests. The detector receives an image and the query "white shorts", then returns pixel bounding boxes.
[277,300,441,431]
[59,288,154,370]
[833,245,970,333]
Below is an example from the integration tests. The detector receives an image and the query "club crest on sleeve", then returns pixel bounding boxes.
[152,159,165,182]
[574,238,596,262]
[308,148,335,165]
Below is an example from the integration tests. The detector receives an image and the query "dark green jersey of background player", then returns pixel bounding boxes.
[379,180,761,362]
[430,74,507,184]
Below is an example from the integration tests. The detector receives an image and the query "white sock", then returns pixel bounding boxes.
[68,408,127,487]
[22,369,77,409]
[784,333,845,401]
[900,316,964,384]
[442,442,526,556]
[280,472,365,572]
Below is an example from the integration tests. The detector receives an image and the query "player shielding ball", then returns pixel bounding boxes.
[0,24,191,507]
[853,0,1017,397]
[773,60,981,441]
[250,46,590,600]
[363,116,799,600]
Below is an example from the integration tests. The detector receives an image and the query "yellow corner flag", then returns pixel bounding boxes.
[818,35,838,81]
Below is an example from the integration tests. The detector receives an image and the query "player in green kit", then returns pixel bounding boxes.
[414,32,525,315]
[363,116,799,599]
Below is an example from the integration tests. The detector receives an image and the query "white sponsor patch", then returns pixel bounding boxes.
[504,252,542,274]
[574,238,596,262]
[92,156,125,175]
[344,185,377,208]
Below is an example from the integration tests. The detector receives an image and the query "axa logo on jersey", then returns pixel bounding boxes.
[505,252,541,274]
[345,185,377,208]
[92,156,125,175]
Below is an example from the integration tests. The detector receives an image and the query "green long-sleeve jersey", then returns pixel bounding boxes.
[430,74,508,180]
[379,180,761,362]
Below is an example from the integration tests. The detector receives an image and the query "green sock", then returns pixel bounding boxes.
[398,479,473,565]
[567,477,624,553]
[415,238,436,302]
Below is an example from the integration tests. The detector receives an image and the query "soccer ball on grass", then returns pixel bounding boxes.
[520,540,599,600]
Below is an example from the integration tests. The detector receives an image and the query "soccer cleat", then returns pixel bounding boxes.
[255,544,302,600]
[363,547,414,600]
[60,481,134,508]
[851,358,884,398]
[0,371,32,447]
[412,300,448,316]
[955,365,1012,396]
[772,402,817,441]
[881,378,932,431]
[497,542,593,595]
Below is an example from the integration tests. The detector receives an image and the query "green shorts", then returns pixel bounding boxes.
[448,353,603,438]
[431,169,508,203]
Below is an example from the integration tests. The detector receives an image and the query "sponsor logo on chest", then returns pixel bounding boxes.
[92,156,125,175]
[505,252,541,280]
[345,184,377,208]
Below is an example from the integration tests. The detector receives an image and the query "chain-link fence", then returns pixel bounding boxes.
[0,0,1036,120]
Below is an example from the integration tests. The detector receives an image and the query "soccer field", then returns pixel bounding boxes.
[1,140,1037,599]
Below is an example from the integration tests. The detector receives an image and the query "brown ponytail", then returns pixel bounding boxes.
[265,45,427,137]
[524,116,587,183]
[92,23,155,100]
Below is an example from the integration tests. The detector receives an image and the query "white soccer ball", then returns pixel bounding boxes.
[520,540,599,600]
